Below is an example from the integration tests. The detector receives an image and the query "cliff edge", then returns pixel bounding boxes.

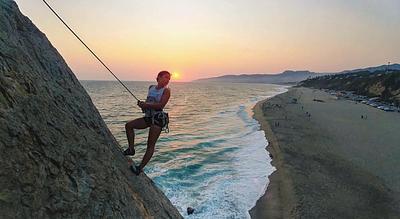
[0,1,182,218]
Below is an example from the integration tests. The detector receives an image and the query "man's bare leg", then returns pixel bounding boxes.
[138,125,162,170]
[124,118,148,154]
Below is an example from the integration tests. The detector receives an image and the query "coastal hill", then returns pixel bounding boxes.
[340,63,400,74]
[194,64,400,85]
[194,70,320,84]
[299,69,400,106]
[0,1,182,218]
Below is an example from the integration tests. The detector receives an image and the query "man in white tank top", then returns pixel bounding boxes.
[144,85,166,117]
[124,71,171,175]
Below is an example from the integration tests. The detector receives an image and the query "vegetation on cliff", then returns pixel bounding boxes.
[299,70,400,106]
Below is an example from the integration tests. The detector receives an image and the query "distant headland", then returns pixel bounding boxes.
[194,63,400,85]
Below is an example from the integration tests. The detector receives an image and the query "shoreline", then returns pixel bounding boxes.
[249,90,297,219]
[249,87,400,218]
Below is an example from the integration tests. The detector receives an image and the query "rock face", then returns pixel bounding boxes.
[0,1,182,218]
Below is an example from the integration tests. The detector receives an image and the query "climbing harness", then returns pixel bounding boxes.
[144,111,169,133]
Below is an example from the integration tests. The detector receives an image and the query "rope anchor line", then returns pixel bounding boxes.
[42,0,140,102]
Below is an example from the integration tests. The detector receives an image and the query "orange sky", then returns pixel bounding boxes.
[14,0,400,81]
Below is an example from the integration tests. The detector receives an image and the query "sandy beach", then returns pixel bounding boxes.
[250,87,400,218]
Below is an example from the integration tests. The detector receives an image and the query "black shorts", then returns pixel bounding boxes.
[144,112,169,128]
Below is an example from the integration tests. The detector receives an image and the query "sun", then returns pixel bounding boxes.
[171,72,181,80]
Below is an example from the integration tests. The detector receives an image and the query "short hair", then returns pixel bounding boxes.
[157,71,171,78]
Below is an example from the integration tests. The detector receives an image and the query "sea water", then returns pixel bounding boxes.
[81,81,287,219]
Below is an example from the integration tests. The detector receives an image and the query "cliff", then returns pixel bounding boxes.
[0,1,182,218]
[299,70,400,106]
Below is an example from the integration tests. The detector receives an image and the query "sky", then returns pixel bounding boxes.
[14,0,400,81]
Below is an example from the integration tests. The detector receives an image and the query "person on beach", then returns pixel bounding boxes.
[123,71,171,175]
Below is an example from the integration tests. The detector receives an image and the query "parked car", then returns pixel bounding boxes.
[384,107,394,112]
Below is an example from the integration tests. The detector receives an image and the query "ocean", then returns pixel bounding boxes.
[81,81,287,218]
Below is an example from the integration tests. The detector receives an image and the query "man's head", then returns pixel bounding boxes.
[157,71,171,87]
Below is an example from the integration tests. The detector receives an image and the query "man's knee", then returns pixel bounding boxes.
[125,122,132,130]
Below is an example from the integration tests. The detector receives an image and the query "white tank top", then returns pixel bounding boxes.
[144,85,166,117]
[146,85,165,103]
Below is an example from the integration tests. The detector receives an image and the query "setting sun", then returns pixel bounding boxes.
[171,72,181,80]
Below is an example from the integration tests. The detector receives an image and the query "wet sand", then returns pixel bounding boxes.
[250,87,400,218]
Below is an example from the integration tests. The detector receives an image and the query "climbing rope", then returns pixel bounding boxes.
[42,0,140,102]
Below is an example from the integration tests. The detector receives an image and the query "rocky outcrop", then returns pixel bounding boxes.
[0,1,182,218]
